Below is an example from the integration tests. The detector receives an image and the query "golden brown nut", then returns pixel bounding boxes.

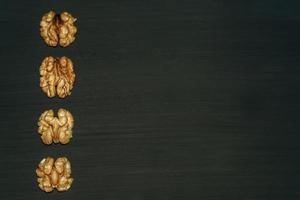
[40,11,77,47]
[40,56,75,98]
[36,157,74,192]
[38,109,74,145]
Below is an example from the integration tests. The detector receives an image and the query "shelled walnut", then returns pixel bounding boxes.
[40,11,77,47]
[38,109,74,145]
[40,56,75,98]
[36,157,73,192]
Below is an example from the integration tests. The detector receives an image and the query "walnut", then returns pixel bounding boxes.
[40,56,75,98]
[36,157,74,192]
[38,109,74,145]
[40,11,77,47]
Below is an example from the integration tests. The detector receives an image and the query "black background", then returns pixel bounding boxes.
[0,0,300,199]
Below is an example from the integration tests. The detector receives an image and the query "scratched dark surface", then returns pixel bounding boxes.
[0,0,300,199]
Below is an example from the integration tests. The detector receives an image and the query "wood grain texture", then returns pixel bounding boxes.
[0,0,299,199]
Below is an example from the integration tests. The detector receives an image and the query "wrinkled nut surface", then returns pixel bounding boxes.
[38,109,74,145]
[40,11,77,47]
[36,157,73,192]
[40,56,75,98]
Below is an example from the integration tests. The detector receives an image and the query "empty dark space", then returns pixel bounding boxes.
[0,0,299,199]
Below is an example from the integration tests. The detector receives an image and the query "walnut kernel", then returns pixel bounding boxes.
[40,56,75,98]
[38,109,74,145]
[40,11,77,47]
[36,157,73,192]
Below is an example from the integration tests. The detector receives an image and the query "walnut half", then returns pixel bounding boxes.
[40,11,77,47]
[38,109,74,145]
[36,157,73,192]
[40,56,75,98]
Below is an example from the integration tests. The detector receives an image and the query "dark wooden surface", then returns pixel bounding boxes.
[0,0,300,199]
